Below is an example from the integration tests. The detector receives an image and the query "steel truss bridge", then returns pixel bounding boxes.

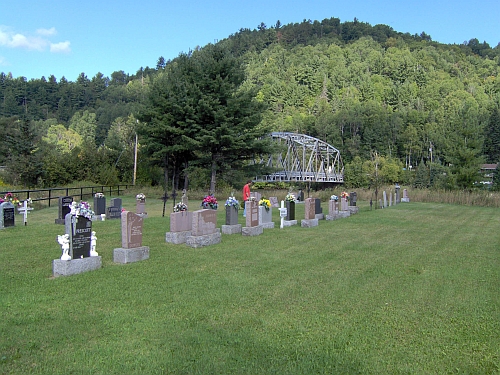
[253,132,344,183]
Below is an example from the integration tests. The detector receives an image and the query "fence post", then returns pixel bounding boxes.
[49,189,52,207]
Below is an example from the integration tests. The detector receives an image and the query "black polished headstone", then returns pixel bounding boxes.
[93,196,106,215]
[314,198,323,214]
[65,214,92,259]
[56,196,73,224]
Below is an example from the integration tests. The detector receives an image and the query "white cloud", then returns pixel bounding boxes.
[37,27,57,36]
[0,55,8,66]
[50,41,71,53]
[0,25,69,53]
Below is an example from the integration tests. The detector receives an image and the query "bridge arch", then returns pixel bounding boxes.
[253,132,344,183]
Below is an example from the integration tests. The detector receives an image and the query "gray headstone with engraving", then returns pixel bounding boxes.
[0,201,15,229]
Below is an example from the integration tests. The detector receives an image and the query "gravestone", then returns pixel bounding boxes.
[258,206,274,229]
[269,197,279,208]
[349,192,357,206]
[245,200,259,228]
[222,205,241,234]
[301,198,319,228]
[17,200,33,226]
[93,195,106,215]
[251,192,262,202]
[107,198,122,219]
[340,197,349,211]
[65,214,93,259]
[186,209,221,248]
[297,190,305,202]
[383,191,387,208]
[326,199,349,220]
[242,200,263,236]
[402,189,410,202]
[389,192,392,207]
[395,185,401,204]
[0,202,15,229]
[166,211,193,244]
[55,196,73,224]
[314,198,324,220]
[136,198,147,217]
[113,211,150,263]
[283,200,297,227]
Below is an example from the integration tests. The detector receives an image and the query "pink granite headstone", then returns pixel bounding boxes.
[121,211,143,249]
[191,209,217,236]
[245,200,259,227]
[170,211,193,232]
[304,198,315,219]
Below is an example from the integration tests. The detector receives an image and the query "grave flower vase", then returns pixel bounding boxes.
[225,205,238,225]
[286,201,295,220]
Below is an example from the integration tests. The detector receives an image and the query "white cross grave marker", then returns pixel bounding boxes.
[18,199,33,226]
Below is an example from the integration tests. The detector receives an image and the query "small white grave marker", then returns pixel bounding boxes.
[279,200,287,229]
[18,199,33,226]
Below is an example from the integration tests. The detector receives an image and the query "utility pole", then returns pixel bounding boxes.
[133,120,138,185]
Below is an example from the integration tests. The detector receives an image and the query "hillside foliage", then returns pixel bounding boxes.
[1,16,499,190]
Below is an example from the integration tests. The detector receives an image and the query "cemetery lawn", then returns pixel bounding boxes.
[1,198,499,374]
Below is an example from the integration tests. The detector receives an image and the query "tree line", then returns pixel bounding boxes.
[1,16,499,191]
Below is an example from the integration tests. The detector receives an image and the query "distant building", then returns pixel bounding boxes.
[480,164,498,185]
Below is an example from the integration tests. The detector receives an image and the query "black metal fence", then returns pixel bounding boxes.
[0,185,130,207]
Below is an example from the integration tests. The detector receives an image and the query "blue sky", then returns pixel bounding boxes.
[2,0,499,82]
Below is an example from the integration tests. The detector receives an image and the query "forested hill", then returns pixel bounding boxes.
[1,16,500,189]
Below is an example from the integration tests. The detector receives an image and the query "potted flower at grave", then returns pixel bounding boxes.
[330,194,338,201]
[70,201,95,220]
[173,202,188,212]
[201,195,218,210]
[259,197,272,224]
[259,198,271,212]
[224,195,240,225]
[285,193,296,221]
[3,192,21,206]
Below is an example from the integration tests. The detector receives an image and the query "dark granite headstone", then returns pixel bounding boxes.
[107,198,122,219]
[0,202,15,228]
[93,196,106,215]
[314,198,323,214]
[55,196,73,224]
[286,201,295,221]
[297,190,304,202]
[349,192,357,206]
[65,214,92,259]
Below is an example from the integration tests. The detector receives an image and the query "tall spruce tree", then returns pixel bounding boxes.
[138,44,269,193]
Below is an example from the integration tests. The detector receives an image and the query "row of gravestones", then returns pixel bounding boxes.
[165,196,359,245]
[54,196,147,225]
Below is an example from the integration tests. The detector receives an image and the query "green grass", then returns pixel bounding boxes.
[1,197,499,374]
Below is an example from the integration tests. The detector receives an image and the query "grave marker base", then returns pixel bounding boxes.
[282,220,297,227]
[52,256,102,277]
[186,230,221,248]
[261,222,275,229]
[326,211,350,220]
[348,206,359,214]
[242,225,263,236]
[166,231,192,244]
[301,218,319,228]
[113,246,150,264]
[221,224,242,234]
[315,213,324,220]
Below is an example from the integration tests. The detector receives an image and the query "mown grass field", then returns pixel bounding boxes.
[1,196,499,374]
